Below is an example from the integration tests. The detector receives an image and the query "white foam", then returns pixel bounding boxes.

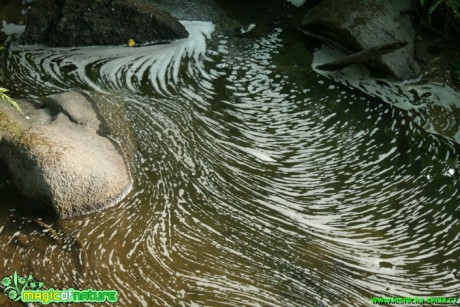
[11,21,215,96]
[240,23,256,34]
[286,0,306,7]
[242,147,276,162]
[312,44,460,144]
[1,21,25,36]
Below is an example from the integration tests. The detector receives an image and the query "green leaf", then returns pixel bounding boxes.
[448,0,460,19]
[428,0,446,15]
[13,272,18,288]
[0,87,25,115]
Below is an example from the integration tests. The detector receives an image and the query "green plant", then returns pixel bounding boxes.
[419,0,460,21]
[0,87,24,115]
[417,0,460,36]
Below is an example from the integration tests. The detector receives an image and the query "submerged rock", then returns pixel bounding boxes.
[20,0,189,47]
[0,92,132,218]
[300,0,420,80]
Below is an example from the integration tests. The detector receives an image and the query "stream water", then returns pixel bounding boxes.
[1,1,460,306]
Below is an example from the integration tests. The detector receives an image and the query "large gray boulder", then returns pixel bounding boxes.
[0,91,132,218]
[300,0,420,80]
[20,0,189,47]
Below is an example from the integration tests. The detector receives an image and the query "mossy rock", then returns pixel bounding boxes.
[0,100,28,140]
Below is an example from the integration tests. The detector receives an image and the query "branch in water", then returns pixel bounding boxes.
[314,41,408,71]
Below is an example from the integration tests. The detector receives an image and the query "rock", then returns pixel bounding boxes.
[20,0,189,47]
[0,91,132,218]
[300,0,420,80]
[46,92,101,131]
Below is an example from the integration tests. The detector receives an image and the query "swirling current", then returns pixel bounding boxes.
[1,1,460,306]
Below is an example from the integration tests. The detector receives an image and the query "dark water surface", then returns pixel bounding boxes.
[1,1,460,306]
